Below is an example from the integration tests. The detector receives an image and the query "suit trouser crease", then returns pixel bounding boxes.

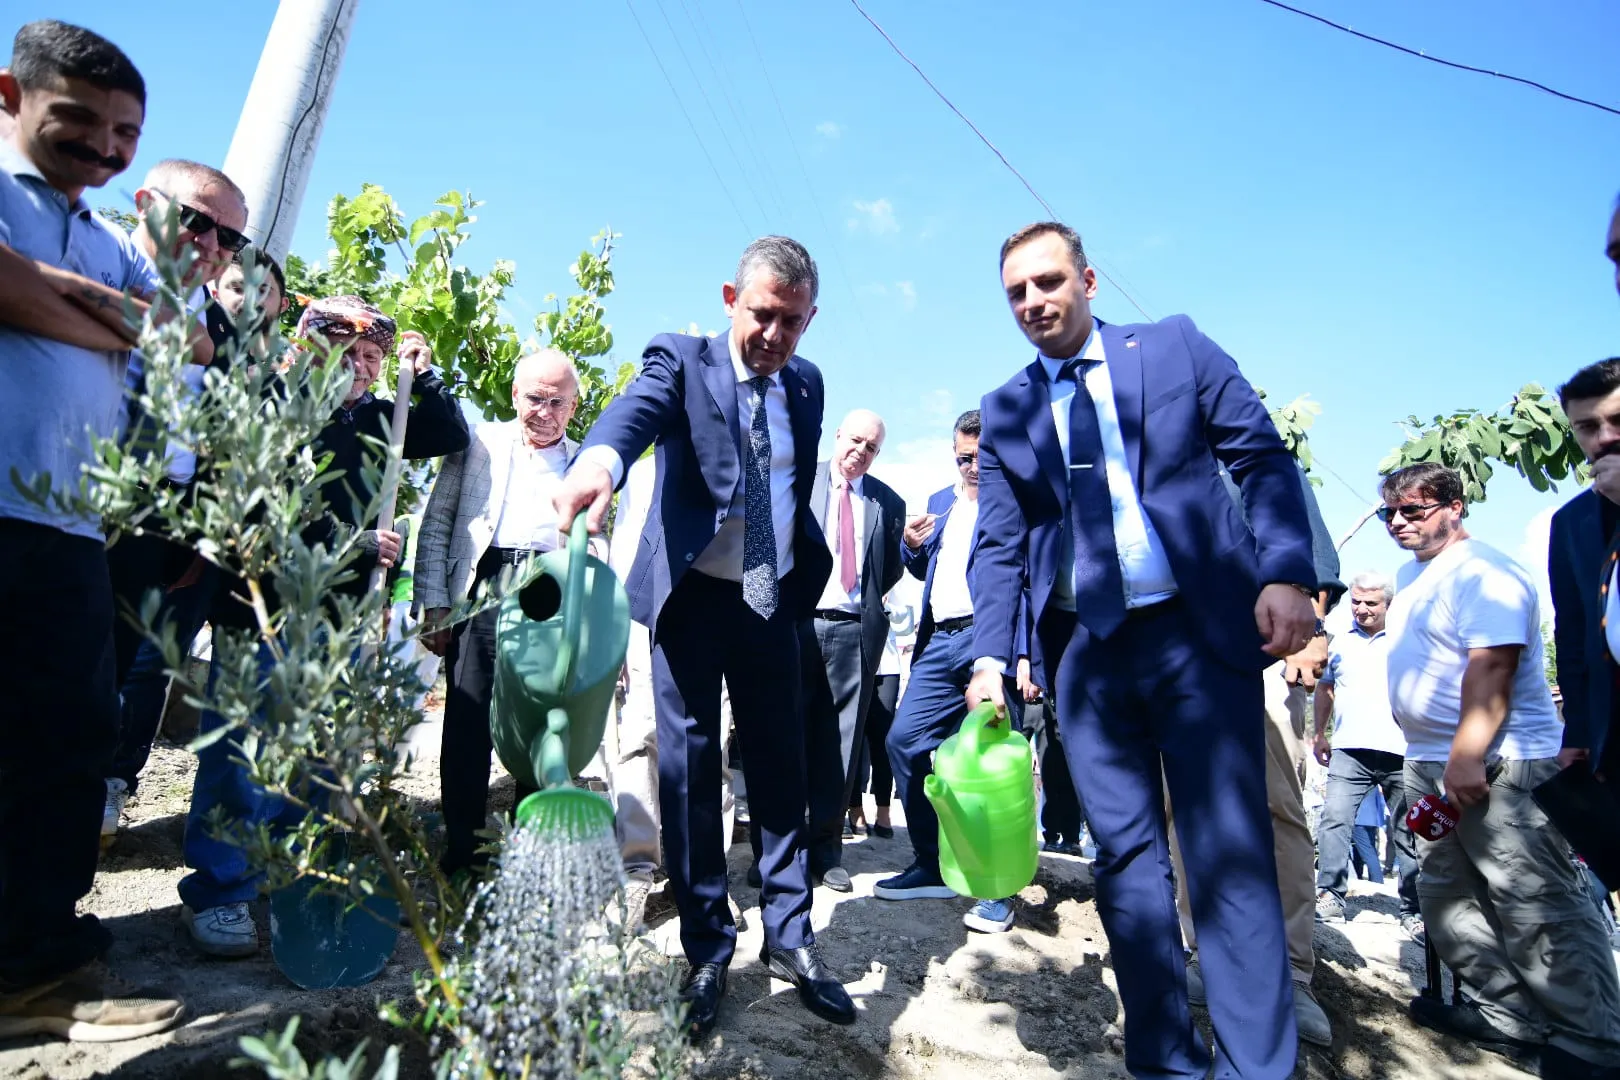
[1405,758,1620,1066]
[1043,604,1296,1080]
[1316,747,1419,916]
[803,616,869,866]
[0,520,120,987]
[653,571,811,966]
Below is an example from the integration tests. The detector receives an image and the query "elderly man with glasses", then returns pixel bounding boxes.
[1309,569,1422,941]
[416,348,587,877]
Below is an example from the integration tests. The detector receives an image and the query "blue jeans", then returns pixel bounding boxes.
[1351,825,1384,883]
[111,565,217,793]
[1315,747,1418,916]
[178,641,307,911]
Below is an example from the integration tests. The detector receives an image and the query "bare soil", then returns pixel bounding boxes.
[0,721,1540,1080]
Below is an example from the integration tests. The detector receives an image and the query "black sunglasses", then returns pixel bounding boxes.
[955,453,978,467]
[1375,502,1445,523]
[151,188,250,253]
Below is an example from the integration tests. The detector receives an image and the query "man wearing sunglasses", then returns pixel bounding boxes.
[1381,463,1620,1074]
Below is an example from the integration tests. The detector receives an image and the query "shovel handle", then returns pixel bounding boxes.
[548,509,591,693]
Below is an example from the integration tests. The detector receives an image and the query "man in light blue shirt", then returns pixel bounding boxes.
[0,19,185,1043]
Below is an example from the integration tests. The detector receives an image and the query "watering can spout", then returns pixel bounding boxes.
[923,774,976,867]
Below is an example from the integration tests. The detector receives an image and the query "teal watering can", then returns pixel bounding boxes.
[489,511,629,838]
[923,703,1039,900]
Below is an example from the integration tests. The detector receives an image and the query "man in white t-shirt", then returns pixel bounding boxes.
[1380,463,1620,1073]
[1310,571,1421,939]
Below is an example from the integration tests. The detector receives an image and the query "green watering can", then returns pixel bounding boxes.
[490,511,629,838]
[923,703,1039,900]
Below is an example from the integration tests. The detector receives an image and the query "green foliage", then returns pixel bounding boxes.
[283,185,628,436]
[1257,386,1321,480]
[96,205,141,233]
[1377,383,1585,502]
[234,1018,399,1080]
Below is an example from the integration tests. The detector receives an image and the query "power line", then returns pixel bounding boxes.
[623,0,754,238]
[649,0,774,225]
[1255,0,1620,118]
[734,0,872,331]
[844,0,1154,321]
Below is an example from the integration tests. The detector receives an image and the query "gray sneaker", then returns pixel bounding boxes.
[622,871,654,933]
[182,902,259,958]
[0,961,184,1043]
[1400,913,1427,946]
[1314,890,1346,924]
[101,778,128,850]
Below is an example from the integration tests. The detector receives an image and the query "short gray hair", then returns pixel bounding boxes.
[1348,571,1394,603]
[143,158,246,207]
[735,235,819,304]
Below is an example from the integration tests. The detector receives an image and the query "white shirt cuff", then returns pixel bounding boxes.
[572,445,625,489]
[972,657,1007,675]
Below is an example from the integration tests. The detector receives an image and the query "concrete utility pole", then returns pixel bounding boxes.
[223,0,361,264]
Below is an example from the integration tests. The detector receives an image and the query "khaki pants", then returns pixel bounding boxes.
[1171,661,1315,982]
[1406,758,1620,1065]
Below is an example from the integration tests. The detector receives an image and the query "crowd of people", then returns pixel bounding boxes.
[4,17,1620,1080]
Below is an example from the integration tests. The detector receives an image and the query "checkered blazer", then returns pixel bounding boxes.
[413,420,579,612]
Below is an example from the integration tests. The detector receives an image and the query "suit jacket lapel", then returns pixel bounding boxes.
[700,336,741,456]
[861,488,881,578]
[1102,322,1144,488]
[781,361,819,500]
[811,460,831,531]
[487,421,516,517]
[1018,361,1067,506]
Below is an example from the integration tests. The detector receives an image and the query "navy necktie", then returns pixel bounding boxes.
[1058,359,1126,638]
[741,375,779,618]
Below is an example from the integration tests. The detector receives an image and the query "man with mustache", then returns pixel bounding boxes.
[0,19,186,1042]
[415,348,585,877]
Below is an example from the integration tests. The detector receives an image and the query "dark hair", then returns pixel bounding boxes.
[10,20,145,106]
[735,235,819,304]
[1380,463,1465,508]
[953,409,981,439]
[1558,359,1620,412]
[1000,221,1088,274]
[234,245,286,298]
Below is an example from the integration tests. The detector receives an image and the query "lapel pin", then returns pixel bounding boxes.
[800,387,808,397]
[1126,341,1138,348]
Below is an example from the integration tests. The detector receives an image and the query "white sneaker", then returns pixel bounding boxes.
[101,779,128,849]
[182,903,259,958]
[963,897,1015,934]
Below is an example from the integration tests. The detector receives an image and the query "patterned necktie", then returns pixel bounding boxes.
[1058,359,1126,638]
[741,375,779,618]
[838,478,858,594]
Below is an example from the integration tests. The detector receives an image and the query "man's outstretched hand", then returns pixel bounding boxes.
[552,461,615,535]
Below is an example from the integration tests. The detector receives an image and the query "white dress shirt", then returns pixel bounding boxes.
[690,338,796,581]
[491,438,572,550]
[929,487,978,622]
[815,468,867,613]
[574,336,797,582]
[1038,319,1178,610]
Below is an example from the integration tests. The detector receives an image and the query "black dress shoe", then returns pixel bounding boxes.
[680,962,728,1040]
[819,866,852,893]
[1408,996,1538,1060]
[870,823,894,839]
[763,943,856,1024]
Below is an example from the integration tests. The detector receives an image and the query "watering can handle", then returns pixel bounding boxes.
[548,510,592,693]
[964,702,1003,755]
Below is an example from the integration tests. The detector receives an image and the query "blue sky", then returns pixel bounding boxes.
[23,0,1620,592]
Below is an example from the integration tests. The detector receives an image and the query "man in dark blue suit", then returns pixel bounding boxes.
[966,222,1318,1079]
[1552,358,1620,784]
[553,237,856,1037]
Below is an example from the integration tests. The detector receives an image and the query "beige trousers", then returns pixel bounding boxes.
[1171,661,1315,982]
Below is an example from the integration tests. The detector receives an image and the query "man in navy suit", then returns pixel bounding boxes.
[553,236,856,1038]
[1552,358,1620,786]
[966,222,1318,1079]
